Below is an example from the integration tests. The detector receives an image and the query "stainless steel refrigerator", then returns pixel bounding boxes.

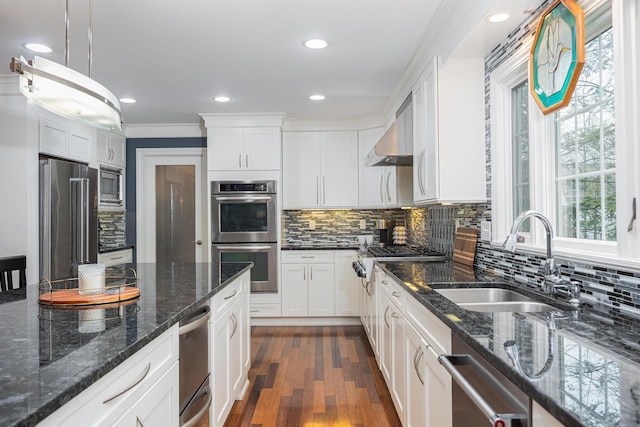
[40,158,98,281]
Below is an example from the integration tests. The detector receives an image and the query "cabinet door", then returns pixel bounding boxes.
[244,127,280,170]
[320,131,358,207]
[39,118,68,158]
[389,303,406,422]
[239,273,251,379]
[308,263,335,316]
[113,361,179,427]
[109,133,126,167]
[207,127,244,171]
[281,264,309,316]
[384,167,397,205]
[69,129,91,163]
[358,127,387,206]
[424,339,452,427]
[334,251,359,316]
[405,323,427,427]
[97,130,111,164]
[282,132,321,208]
[229,301,243,397]
[413,58,439,202]
[213,312,232,426]
[379,295,392,383]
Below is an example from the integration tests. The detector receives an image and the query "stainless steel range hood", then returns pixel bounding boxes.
[364,99,413,167]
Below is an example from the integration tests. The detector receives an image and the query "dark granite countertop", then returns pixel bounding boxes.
[0,262,252,427]
[378,260,640,427]
[98,244,134,254]
[281,245,360,251]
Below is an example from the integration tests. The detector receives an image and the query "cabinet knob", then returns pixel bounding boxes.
[193,240,203,245]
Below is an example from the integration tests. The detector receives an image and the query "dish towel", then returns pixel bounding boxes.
[363,258,374,283]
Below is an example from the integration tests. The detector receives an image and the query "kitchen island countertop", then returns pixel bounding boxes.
[378,260,640,427]
[0,262,252,427]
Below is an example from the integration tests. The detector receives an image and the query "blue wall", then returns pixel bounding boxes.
[125,137,207,258]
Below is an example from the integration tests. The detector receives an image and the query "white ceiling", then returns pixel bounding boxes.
[1,0,541,127]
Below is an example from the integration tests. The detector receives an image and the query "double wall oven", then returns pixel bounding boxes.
[211,180,278,293]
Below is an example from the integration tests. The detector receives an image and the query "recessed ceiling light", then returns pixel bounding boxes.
[487,12,510,23]
[25,43,52,53]
[304,39,328,49]
[214,96,231,103]
[119,98,136,104]
[309,95,326,101]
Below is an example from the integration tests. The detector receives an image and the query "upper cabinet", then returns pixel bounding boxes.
[412,57,486,204]
[97,130,126,168]
[39,117,92,164]
[282,131,358,209]
[207,127,281,171]
[358,127,412,208]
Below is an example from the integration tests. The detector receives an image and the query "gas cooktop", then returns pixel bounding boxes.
[366,245,446,261]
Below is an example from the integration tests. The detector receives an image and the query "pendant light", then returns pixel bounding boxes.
[9,0,122,131]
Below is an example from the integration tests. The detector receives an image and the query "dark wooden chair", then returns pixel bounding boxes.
[0,255,27,291]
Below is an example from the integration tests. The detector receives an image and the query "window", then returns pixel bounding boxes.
[490,0,640,267]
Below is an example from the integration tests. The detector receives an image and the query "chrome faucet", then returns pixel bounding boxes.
[503,210,581,306]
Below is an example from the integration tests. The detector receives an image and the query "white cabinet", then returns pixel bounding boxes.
[358,128,412,207]
[40,325,179,426]
[207,127,281,171]
[412,57,486,204]
[210,271,250,427]
[98,248,133,267]
[39,117,92,164]
[282,131,359,208]
[97,130,126,167]
[282,251,335,317]
[334,251,360,316]
[113,361,179,427]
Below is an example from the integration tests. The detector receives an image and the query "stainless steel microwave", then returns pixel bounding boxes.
[99,165,123,206]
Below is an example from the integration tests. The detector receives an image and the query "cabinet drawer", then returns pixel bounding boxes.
[98,249,133,267]
[41,325,179,426]
[250,303,282,317]
[378,272,404,311]
[405,295,451,354]
[282,250,334,263]
[212,273,247,317]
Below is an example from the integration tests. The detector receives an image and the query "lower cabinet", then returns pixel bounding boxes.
[364,267,452,427]
[282,262,335,316]
[210,271,250,427]
[40,325,179,426]
[334,251,360,316]
[113,361,179,426]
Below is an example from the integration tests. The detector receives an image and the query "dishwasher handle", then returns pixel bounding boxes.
[179,305,211,336]
[438,354,526,427]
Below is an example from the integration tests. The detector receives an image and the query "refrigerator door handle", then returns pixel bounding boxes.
[81,177,90,263]
[71,178,90,264]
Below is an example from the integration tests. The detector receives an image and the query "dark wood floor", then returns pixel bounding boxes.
[224,325,402,427]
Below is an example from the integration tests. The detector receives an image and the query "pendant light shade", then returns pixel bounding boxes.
[10,56,122,131]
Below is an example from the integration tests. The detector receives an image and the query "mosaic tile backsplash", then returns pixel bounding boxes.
[98,211,126,251]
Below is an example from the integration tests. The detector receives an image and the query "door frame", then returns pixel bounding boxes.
[136,147,207,263]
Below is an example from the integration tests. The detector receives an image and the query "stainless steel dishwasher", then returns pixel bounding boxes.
[439,334,529,427]
[179,304,212,427]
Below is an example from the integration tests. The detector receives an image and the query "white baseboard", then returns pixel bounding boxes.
[250,316,362,327]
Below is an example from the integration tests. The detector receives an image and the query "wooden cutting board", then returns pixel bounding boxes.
[452,227,478,266]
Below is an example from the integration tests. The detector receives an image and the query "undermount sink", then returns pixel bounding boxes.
[435,287,561,313]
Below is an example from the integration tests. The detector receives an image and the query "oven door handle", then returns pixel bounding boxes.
[214,245,272,251]
[213,196,273,201]
[438,354,527,427]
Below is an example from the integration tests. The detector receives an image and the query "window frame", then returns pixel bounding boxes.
[490,0,640,270]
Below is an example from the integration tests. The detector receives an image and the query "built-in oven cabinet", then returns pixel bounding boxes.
[209,271,250,427]
[97,130,126,168]
[207,127,281,171]
[40,325,179,426]
[282,131,359,209]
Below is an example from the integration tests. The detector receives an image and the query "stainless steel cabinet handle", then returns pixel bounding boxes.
[179,305,211,335]
[103,362,151,404]
[250,309,260,313]
[392,291,401,298]
[230,313,238,339]
[384,306,390,328]
[316,177,320,205]
[224,290,238,300]
[628,197,637,231]
[322,176,326,205]
[193,240,202,245]
[438,354,527,427]
[245,154,249,168]
[238,154,242,168]
[303,266,306,280]
[380,174,384,203]
[386,170,392,202]
[381,280,388,286]
[181,386,212,427]
[310,266,313,281]
[391,311,401,319]
[365,280,371,296]
[413,346,424,385]
[110,255,124,260]
[301,255,315,259]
